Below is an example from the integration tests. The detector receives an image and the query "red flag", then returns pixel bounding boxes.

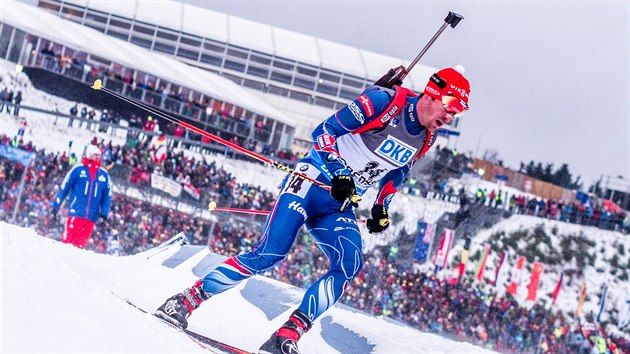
[576,280,587,317]
[551,271,564,305]
[151,135,168,163]
[507,256,525,295]
[432,228,454,269]
[492,251,507,286]
[527,262,544,301]
[475,243,491,282]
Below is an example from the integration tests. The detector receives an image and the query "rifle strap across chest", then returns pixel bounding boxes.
[352,86,435,161]
[351,86,413,134]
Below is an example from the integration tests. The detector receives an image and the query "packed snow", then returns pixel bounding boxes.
[1,222,496,353]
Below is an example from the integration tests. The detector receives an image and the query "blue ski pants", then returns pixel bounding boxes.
[201,161,363,322]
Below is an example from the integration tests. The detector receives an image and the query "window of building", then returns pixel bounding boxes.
[107,30,129,41]
[109,17,131,30]
[132,24,155,36]
[61,5,84,19]
[315,83,338,96]
[270,71,292,84]
[293,77,315,90]
[289,90,311,103]
[243,79,265,90]
[319,71,341,83]
[314,97,336,109]
[272,58,295,71]
[200,53,222,66]
[176,47,199,61]
[339,88,361,100]
[130,36,152,49]
[180,87,192,100]
[180,34,202,47]
[224,60,246,72]
[85,10,107,24]
[203,40,225,53]
[154,41,175,55]
[37,1,61,12]
[268,85,289,97]
[7,29,25,62]
[342,76,364,89]
[250,53,272,65]
[226,47,248,59]
[156,29,178,41]
[0,25,13,59]
[296,64,317,77]
[246,65,268,78]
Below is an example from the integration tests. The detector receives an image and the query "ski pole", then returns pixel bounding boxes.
[208,201,271,216]
[91,80,331,192]
[374,11,464,88]
[207,202,367,223]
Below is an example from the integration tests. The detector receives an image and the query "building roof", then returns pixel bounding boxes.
[57,0,437,90]
[1,0,292,124]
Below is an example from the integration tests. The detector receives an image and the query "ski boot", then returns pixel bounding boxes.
[155,279,210,329]
[259,309,312,354]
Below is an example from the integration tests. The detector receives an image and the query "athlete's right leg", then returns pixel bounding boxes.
[156,186,309,328]
[201,192,308,294]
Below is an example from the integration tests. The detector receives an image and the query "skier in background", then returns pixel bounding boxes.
[51,144,112,249]
[156,67,471,354]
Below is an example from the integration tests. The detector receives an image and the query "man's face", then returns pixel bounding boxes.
[88,153,102,162]
[418,96,456,132]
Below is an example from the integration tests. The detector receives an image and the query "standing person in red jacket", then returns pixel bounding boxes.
[51,144,112,249]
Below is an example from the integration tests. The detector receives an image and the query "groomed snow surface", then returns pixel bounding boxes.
[1,222,495,354]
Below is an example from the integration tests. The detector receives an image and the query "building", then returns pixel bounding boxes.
[5,0,464,151]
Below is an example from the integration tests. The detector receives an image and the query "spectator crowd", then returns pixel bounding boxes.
[472,187,629,233]
[1,134,627,354]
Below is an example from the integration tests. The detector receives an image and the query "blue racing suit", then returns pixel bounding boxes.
[201,86,436,322]
[52,160,112,222]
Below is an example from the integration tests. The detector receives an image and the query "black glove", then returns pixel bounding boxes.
[366,204,390,234]
[331,175,356,203]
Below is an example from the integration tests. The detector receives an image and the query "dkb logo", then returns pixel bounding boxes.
[375,135,417,165]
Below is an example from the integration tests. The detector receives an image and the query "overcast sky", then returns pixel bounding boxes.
[179,0,628,189]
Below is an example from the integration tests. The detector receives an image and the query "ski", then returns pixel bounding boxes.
[113,293,253,354]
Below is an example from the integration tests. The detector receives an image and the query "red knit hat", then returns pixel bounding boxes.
[424,67,471,110]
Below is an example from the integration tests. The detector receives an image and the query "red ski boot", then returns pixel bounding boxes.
[259,310,312,354]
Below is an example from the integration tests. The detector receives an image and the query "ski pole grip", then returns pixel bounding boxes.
[339,197,351,212]
[445,12,464,28]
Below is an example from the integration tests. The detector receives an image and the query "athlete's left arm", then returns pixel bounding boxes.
[374,162,414,209]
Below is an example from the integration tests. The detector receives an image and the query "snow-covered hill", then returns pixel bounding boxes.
[1,222,496,353]
[441,215,629,336]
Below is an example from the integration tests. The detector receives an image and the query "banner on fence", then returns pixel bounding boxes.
[151,173,182,198]
[183,183,201,200]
